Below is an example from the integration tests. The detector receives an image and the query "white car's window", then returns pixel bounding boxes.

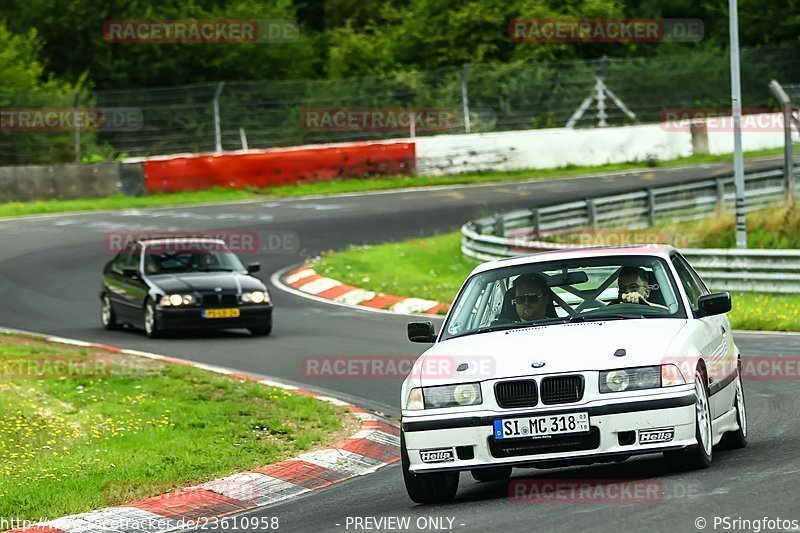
[480,280,507,328]
[443,255,686,340]
[671,254,706,311]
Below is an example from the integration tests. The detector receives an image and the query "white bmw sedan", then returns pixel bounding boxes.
[401,245,747,503]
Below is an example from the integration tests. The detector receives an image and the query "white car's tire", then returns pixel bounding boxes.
[719,370,748,450]
[401,431,459,504]
[664,367,713,470]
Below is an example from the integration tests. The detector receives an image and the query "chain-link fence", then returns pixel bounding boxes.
[1,44,799,165]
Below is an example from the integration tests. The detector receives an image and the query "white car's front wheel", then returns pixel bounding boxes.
[720,369,748,449]
[401,431,459,504]
[664,367,713,470]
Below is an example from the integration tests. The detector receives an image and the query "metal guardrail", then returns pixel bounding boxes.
[462,164,800,292]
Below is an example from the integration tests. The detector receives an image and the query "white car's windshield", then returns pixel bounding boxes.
[442,255,686,340]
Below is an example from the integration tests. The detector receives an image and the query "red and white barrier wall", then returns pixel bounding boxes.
[133,113,785,193]
[142,140,415,193]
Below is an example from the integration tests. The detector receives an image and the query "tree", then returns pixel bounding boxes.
[0,22,87,164]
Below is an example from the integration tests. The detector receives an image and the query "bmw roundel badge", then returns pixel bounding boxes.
[531,361,546,368]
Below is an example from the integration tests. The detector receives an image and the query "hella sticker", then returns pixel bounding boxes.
[639,428,675,444]
[420,448,455,463]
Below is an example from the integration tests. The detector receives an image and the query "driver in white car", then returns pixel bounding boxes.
[614,266,668,309]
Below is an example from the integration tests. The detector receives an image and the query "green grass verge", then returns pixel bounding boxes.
[0,148,782,218]
[311,231,800,332]
[726,292,800,332]
[0,333,354,521]
[313,233,476,304]
[551,203,800,249]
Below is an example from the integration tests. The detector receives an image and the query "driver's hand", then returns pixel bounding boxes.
[621,291,645,304]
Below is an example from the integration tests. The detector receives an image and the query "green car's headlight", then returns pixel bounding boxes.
[159,294,194,306]
[241,291,269,303]
[422,383,482,408]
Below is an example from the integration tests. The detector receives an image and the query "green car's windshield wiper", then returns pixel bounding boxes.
[568,313,645,323]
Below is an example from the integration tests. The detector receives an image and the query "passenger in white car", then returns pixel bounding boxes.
[512,273,556,321]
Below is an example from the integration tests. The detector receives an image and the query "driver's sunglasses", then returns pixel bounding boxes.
[512,293,543,305]
[619,283,647,292]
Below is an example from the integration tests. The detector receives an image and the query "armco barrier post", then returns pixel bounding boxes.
[586,198,597,228]
[531,208,540,236]
[768,79,794,202]
[647,189,657,226]
[494,213,505,237]
[715,178,726,210]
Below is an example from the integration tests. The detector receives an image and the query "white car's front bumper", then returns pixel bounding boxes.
[402,387,696,473]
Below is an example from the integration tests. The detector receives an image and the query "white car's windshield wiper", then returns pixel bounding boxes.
[568,313,645,323]
[448,317,570,339]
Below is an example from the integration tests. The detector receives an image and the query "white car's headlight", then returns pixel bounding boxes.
[241,291,269,304]
[600,365,668,393]
[422,383,482,409]
[160,294,194,306]
[405,388,424,410]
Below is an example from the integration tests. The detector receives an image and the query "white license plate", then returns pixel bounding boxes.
[493,412,590,440]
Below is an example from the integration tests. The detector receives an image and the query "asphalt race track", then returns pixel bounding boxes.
[1,158,799,533]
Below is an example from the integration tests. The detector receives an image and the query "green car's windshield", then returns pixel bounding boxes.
[142,245,246,274]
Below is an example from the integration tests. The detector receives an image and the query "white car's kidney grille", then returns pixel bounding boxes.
[540,375,585,405]
[495,380,538,408]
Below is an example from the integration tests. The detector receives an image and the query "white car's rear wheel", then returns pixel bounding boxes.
[401,431,459,504]
[664,367,712,470]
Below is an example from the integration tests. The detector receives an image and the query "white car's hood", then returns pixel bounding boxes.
[414,319,688,386]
